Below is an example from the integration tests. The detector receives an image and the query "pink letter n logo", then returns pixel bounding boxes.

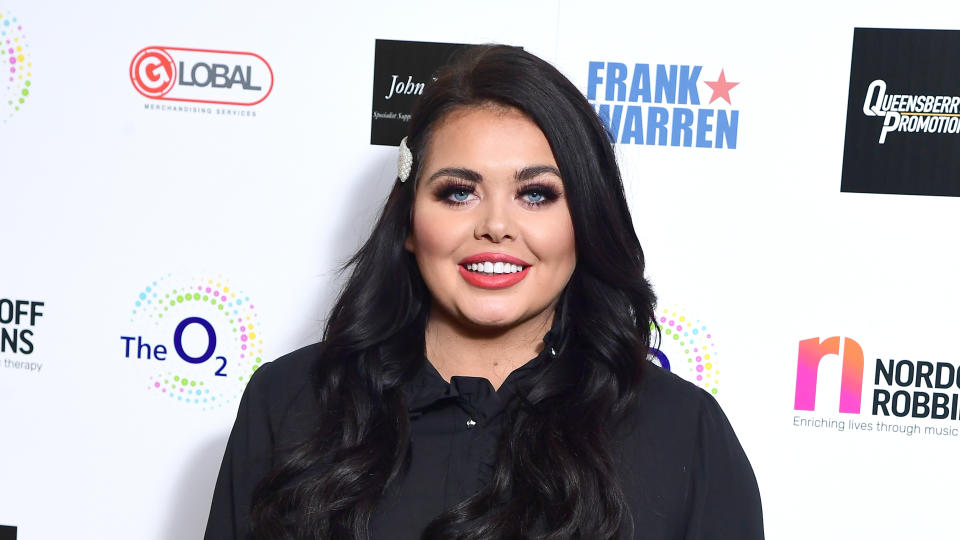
[794,337,865,414]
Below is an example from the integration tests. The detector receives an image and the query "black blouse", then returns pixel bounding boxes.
[204,341,764,539]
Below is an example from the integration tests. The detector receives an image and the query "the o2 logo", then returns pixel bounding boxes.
[130,47,176,98]
[173,317,223,370]
[647,307,720,395]
[121,274,264,410]
[122,316,228,375]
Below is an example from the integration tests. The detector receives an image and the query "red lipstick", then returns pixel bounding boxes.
[458,252,531,289]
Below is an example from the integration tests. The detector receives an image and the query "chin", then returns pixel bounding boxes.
[456,303,522,327]
[463,312,520,329]
[458,302,546,331]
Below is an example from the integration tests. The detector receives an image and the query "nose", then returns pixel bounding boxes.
[473,198,516,243]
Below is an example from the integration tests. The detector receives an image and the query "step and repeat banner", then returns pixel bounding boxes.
[2,1,959,538]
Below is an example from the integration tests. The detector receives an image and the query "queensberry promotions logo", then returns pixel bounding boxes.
[1,11,32,124]
[648,307,720,394]
[841,28,960,197]
[119,274,264,410]
[129,46,273,106]
[586,62,739,149]
[792,336,960,438]
[861,79,960,144]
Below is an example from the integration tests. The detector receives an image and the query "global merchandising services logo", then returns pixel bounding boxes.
[119,274,264,410]
[586,61,739,149]
[2,11,32,124]
[793,336,960,438]
[841,28,960,197]
[1,297,45,374]
[130,46,273,116]
[648,307,720,395]
[371,39,474,146]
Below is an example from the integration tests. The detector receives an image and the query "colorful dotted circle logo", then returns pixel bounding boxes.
[1,11,32,124]
[122,274,264,410]
[649,307,720,395]
[129,47,176,98]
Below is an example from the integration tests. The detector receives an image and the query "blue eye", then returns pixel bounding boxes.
[433,182,477,205]
[518,184,560,206]
[524,191,545,204]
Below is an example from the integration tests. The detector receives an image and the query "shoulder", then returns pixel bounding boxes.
[205,343,325,538]
[615,364,722,467]
[633,364,755,472]
[247,342,322,398]
[614,363,764,538]
[240,342,324,442]
[624,363,721,438]
[620,362,752,465]
[635,362,714,412]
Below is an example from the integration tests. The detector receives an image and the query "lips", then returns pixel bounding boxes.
[457,252,531,289]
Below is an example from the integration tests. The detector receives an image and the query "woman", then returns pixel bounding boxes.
[205,45,763,539]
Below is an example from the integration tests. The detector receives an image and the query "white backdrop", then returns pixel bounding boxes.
[2,1,960,538]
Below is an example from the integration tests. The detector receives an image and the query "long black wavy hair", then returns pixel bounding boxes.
[249,45,657,539]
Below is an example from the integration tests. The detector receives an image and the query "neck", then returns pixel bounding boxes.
[424,305,553,391]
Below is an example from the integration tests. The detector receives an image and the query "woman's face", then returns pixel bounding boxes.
[406,105,576,330]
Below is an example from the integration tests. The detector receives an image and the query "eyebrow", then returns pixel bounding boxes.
[425,167,483,185]
[516,165,562,182]
[425,165,561,185]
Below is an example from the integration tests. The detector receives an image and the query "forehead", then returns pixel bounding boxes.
[420,105,557,173]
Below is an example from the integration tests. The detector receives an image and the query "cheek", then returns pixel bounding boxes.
[410,205,471,264]
[524,209,577,272]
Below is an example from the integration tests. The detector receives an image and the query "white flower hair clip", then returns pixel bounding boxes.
[397,136,413,183]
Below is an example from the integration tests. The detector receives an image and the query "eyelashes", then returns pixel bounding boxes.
[520,185,560,206]
[433,181,478,206]
[432,181,562,208]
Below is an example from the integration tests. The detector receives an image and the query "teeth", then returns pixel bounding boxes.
[465,262,525,274]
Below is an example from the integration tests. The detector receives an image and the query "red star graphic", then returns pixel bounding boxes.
[704,69,739,105]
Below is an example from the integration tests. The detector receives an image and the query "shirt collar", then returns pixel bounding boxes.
[404,326,559,414]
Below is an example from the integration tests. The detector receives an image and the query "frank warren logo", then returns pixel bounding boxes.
[130,46,273,108]
[648,307,720,395]
[586,62,740,149]
[792,336,960,438]
[119,274,265,410]
[371,39,473,146]
[841,28,960,197]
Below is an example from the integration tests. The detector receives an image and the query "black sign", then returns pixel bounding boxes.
[841,28,960,197]
[370,39,473,146]
[0,525,17,540]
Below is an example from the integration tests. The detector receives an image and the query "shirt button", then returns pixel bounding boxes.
[466,419,477,429]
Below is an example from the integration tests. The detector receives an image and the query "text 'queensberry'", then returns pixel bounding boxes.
[586,62,739,149]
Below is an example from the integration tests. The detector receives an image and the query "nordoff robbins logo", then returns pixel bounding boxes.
[129,46,274,106]
[862,79,960,144]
